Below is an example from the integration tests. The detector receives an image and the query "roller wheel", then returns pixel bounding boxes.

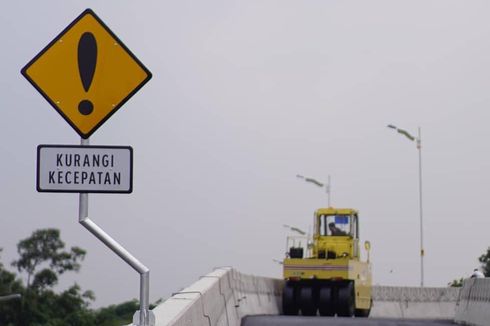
[337,282,355,317]
[318,286,335,316]
[282,283,298,315]
[299,286,317,316]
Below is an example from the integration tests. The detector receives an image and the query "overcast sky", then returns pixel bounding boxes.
[2,0,490,307]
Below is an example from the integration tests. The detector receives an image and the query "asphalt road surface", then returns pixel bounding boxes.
[241,316,456,326]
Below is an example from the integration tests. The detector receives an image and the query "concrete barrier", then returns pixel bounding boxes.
[454,278,490,326]
[152,268,281,326]
[371,285,459,319]
[151,269,462,325]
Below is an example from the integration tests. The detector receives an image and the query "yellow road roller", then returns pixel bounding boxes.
[282,207,372,317]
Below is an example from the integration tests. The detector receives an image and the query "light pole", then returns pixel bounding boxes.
[283,224,306,235]
[387,124,425,287]
[0,294,21,302]
[296,174,331,207]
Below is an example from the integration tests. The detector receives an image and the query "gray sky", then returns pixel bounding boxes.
[2,0,490,307]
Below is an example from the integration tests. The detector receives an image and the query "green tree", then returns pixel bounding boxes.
[12,229,86,289]
[2,229,155,325]
[94,299,139,326]
[448,277,464,287]
[449,247,490,286]
[0,248,24,326]
[8,229,94,326]
[93,298,162,326]
[478,247,490,277]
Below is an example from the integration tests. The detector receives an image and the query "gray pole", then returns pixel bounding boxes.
[0,294,21,302]
[297,174,331,206]
[387,124,425,288]
[417,127,424,287]
[78,138,152,326]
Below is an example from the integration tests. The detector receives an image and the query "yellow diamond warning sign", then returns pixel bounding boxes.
[21,9,152,138]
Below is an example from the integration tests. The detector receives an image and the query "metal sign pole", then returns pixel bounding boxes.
[78,138,152,326]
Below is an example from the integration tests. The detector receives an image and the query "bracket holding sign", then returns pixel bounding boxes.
[22,9,153,326]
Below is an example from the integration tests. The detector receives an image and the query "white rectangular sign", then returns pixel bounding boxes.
[37,145,133,193]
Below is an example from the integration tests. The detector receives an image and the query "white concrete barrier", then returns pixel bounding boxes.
[454,278,490,326]
[371,285,459,319]
[151,269,462,325]
[152,268,281,326]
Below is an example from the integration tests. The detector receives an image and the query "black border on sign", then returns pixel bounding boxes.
[21,9,152,139]
[36,144,134,194]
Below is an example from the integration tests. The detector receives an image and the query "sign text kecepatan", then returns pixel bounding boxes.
[37,145,133,193]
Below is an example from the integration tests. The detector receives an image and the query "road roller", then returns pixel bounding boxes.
[282,207,372,317]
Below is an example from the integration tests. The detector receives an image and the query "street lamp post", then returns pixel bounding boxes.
[283,224,307,235]
[0,294,21,302]
[296,174,332,207]
[387,124,425,287]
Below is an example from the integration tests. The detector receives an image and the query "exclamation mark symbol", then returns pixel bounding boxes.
[78,32,97,115]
